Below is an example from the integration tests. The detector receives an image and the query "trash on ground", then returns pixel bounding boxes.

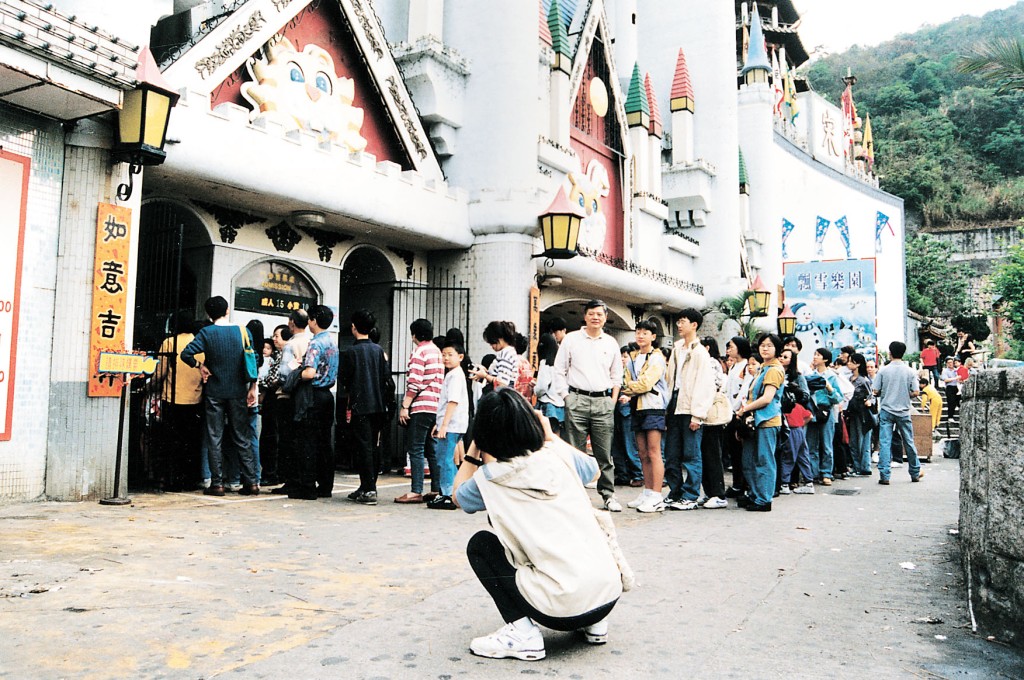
[900,562,916,570]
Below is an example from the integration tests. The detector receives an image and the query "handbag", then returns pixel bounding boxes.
[705,391,733,426]
[240,326,258,381]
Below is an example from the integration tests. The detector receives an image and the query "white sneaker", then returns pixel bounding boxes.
[604,497,622,512]
[778,485,792,495]
[793,482,815,495]
[702,496,728,509]
[871,452,879,464]
[626,490,650,508]
[892,461,904,468]
[581,619,608,644]
[636,494,665,513]
[201,478,212,490]
[227,483,243,492]
[470,621,545,661]
[665,499,699,511]
[584,480,598,489]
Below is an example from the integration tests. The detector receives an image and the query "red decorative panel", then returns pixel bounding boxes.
[210,0,410,168]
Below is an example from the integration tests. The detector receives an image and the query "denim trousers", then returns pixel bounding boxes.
[878,411,921,481]
[847,415,872,474]
[742,426,778,506]
[565,392,615,500]
[612,403,643,483]
[433,431,462,496]
[406,411,438,494]
[805,416,835,480]
[780,425,814,484]
[663,413,703,501]
[203,396,256,487]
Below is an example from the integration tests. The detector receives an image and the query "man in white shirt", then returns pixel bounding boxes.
[554,300,622,511]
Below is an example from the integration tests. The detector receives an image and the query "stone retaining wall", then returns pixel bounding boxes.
[959,368,1024,647]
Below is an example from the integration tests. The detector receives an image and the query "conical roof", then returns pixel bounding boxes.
[670,47,694,113]
[741,4,771,76]
[625,62,649,128]
[644,72,662,137]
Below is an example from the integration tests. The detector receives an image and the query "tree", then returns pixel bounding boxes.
[905,234,973,318]
[990,229,1024,358]
[958,38,1024,93]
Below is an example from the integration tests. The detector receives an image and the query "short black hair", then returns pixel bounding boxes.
[815,347,832,364]
[635,318,659,335]
[432,335,447,350]
[309,305,334,329]
[841,345,856,357]
[351,309,376,335]
[729,336,752,360]
[677,308,703,328]
[701,336,721,360]
[289,308,309,329]
[445,327,466,345]
[482,320,516,345]
[472,389,545,461]
[547,316,568,333]
[783,335,802,351]
[889,341,907,359]
[274,324,292,342]
[755,332,783,357]
[537,332,558,365]
[410,318,433,341]
[584,299,607,313]
[204,296,228,321]
[443,342,465,356]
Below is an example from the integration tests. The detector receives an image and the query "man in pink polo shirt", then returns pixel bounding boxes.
[395,318,444,503]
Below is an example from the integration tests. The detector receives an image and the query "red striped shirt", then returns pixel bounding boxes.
[405,341,444,414]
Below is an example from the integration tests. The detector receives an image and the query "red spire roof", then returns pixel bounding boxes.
[644,72,662,137]
[670,48,694,113]
[539,0,552,46]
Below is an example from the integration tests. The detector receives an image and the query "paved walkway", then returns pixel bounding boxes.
[1,454,1022,679]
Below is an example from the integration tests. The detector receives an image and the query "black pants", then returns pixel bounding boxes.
[259,391,279,483]
[161,402,202,490]
[298,388,335,494]
[276,396,298,487]
[700,424,726,498]
[833,413,852,475]
[466,531,617,630]
[945,385,960,422]
[725,418,747,490]
[351,412,386,492]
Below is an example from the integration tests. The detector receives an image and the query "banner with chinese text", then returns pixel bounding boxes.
[0,151,30,439]
[88,203,132,397]
[783,259,877,365]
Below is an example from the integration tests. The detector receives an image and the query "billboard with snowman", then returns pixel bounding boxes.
[783,259,877,365]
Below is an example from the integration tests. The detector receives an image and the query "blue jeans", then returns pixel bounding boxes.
[433,432,462,496]
[612,403,642,482]
[878,411,921,481]
[664,413,703,501]
[742,426,778,506]
[780,425,814,483]
[407,411,438,494]
[221,409,261,485]
[847,415,872,474]
[806,416,835,480]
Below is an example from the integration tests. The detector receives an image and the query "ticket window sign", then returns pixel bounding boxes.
[0,151,30,438]
[234,261,317,316]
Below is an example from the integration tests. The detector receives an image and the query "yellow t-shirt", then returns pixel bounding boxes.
[156,333,204,405]
[748,359,784,428]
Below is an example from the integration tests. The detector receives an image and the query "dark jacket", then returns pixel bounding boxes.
[340,339,389,415]
[181,324,253,400]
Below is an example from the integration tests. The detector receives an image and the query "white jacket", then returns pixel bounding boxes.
[473,443,622,617]
[665,338,717,422]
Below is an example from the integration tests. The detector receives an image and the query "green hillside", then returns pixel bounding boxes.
[807,2,1024,228]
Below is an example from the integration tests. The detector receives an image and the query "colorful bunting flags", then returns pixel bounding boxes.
[781,218,796,259]
[834,215,852,259]
[815,216,831,257]
[875,211,892,253]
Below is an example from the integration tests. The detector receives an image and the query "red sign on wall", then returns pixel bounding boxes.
[0,151,30,439]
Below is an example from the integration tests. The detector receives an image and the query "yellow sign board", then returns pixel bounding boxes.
[88,203,132,396]
[97,352,158,375]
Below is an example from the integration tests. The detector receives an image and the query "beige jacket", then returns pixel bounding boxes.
[665,338,717,422]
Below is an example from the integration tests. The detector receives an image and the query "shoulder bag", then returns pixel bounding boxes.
[240,326,258,381]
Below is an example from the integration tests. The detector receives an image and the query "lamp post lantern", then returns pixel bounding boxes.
[535,185,584,260]
[747,275,771,318]
[777,303,797,337]
[113,47,179,200]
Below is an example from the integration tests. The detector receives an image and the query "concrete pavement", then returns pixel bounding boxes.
[1,454,1022,679]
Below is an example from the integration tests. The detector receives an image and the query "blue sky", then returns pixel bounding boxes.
[796,0,1022,52]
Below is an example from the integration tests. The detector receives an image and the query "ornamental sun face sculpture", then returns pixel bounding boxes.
[241,36,368,152]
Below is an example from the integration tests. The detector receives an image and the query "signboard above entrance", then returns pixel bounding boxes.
[234,260,317,316]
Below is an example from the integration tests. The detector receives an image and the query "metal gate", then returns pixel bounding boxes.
[338,272,470,472]
[127,201,194,490]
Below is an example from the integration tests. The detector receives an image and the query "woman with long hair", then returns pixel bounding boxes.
[472,321,517,391]
[622,319,668,513]
[845,352,875,477]
[534,332,566,435]
[779,348,815,495]
[724,336,753,498]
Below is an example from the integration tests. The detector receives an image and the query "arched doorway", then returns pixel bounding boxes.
[129,199,210,491]
[338,246,397,355]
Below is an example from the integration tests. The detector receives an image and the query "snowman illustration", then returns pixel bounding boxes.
[792,302,825,366]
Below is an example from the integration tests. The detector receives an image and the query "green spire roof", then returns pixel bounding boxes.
[739,146,750,193]
[548,0,570,58]
[625,63,650,128]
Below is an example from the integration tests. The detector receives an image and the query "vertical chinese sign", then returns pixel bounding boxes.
[0,151,30,440]
[528,287,540,374]
[89,203,132,397]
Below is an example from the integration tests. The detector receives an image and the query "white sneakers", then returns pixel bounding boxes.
[702,496,728,509]
[628,489,665,512]
[470,620,546,661]
[793,482,815,495]
[581,619,609,644]
[604,496,623,512]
